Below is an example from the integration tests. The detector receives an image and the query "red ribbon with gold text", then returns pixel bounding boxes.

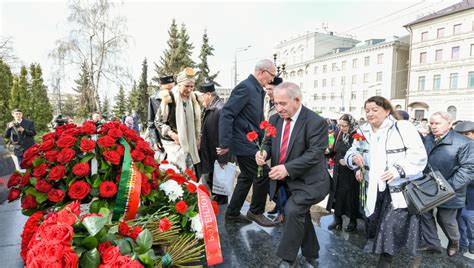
[197,187,223,266]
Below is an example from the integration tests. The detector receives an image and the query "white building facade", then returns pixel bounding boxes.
[276,33,409,119]
[405,1,474,120]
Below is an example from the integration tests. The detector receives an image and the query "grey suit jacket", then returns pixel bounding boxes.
[264,106,330,205]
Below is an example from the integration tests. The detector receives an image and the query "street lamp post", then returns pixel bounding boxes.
[233,45,251,87]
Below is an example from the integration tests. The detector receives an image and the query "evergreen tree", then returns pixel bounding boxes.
[73,62,95,119]
[175,23,195,69]
[62,95,78,118]
[136,58,149,127]
[155,19,179,78]
[196,29,219,88]
[29,64,53,131]
[101,95,110,120]
[9,66,30,115]
[0,59,13,127]
[128,81,139,114]
[113,85,127,118]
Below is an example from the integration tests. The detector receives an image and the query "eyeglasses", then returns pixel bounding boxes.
[337,124,349,128]
[264,70,276,78]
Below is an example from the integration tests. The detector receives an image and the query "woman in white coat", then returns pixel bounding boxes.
[344,96,427,267]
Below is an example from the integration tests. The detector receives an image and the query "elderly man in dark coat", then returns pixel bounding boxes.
[419,112,474,257]
[4,108,36,166]
[199,82,230,204]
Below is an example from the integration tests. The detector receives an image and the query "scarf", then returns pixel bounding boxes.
[173,87,201,164]
[365,116,395,217]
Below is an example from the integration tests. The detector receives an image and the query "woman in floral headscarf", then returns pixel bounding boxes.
[326,114,360,232]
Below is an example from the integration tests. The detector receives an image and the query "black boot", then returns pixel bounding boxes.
[345,220,357,232]
[328,215,342,230]
[377,253,393,268]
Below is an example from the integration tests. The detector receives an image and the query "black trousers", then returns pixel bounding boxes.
[226,155,270,216]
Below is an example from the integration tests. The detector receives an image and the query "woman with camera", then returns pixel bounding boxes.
[344,96,427,267]
[4,108,36,166]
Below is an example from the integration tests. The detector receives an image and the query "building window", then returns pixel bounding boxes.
[350,107,356,112]
[451,46,460,59]
[322,93,326,100]
[376,72,382,82]
[364,56,370,66]
[322,79,327,87]
[331,78,335,86]
[314,80,318,88]
[300,82,304,89]
[418,76,425,91]
[351,91,356,100]
[363,90,368,100]
[314,66,318,74]
[341,76,346,86]
[342,61,346,70]
[352,75,357,84]
[449,73,458,89]
[437,28,445,38]
[453,24,461,35]
[421,31,428,41]
[447,106,457,121]
[377,53,384,64]
[352,59,357,68]
[435,49,443,61]
[420,52,427,63]
[297,69,303,77]
[313,94,318,101]
[376,89,382,96]
[471,44,474,56]
[363,73,369,83]
[332,63,337,71]
[433,75,441,90]
[330,93,335,100]
[323,65,327,73]
[468,72,474,88]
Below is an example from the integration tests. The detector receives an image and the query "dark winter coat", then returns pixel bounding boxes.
[423,131,474,209]
[4,119,36,157]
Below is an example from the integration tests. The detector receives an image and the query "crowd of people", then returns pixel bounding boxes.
[3,58,474,268]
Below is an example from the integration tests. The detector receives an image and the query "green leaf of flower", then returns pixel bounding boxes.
[80,236,99,250]
[136,229,152,250]
[82,214,108,236]
[80,248,100,268]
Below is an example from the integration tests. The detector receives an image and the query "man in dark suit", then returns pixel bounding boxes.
[218,59,277,227]
[4,108,36,166]
[256,82,330,267]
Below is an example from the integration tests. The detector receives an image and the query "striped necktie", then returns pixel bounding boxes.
[278,118,292,164]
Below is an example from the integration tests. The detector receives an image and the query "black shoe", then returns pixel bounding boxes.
[469,243,474,254]
[418,244,442,254]
[377,253,393,268]
[345,221,357,232]
[304,256,318,267]
[278,259,296,268]
[215,195,228,205]
[447,240,459,257]
[328,216,342,230]
[268,205,278,214]
[247,211,277,227]
[225,213,252,224]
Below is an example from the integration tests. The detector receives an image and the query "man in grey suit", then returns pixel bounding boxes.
[256,82,330,267]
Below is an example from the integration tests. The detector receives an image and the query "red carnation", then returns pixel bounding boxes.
[352,132,366,142]
[118,221,131,236]
[98,241,112,256]
[72,162,90,177]
[107,128,123,139]
[7,172,22,187]
[8,188,21,202]
[198,184,210,196]
[131,150,145,162]
[246,130,258,142]
[159,217,172,233]
[68,181,91,200]
[56,135,77,148]
[259,120,270,130]
[19,173,31,187]
[97,135,116,148]
[266,125,277,137]
[21,195,37,209]
[48,189,65,202]
[99,181,118,198]
[103,150,121,165]
[141,179,151,196]
[44,150,59,163]
[171,174,187,185]
[143,156,157,168]
[161,160,169,164]
[186,183,197,193]
[116,144,125,156]
[130,226,144,240]
[35,179,52,193]
[57,148,76,164]
[80,139,96,152]
[39,139,55,151]
[48,165,66,181]
[32,163,48,178]
[212,200,219,215]
[175,200,188,214]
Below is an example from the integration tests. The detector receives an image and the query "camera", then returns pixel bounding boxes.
[13,122,20,128]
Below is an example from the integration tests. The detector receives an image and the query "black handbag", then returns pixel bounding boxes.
[402,164,455,215]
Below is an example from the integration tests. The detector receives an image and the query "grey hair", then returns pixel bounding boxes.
[274,82,303,101]
[254,59,275,72]
[431,111,453,123]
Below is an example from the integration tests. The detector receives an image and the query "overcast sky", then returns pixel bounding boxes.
[0,0,460,101]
